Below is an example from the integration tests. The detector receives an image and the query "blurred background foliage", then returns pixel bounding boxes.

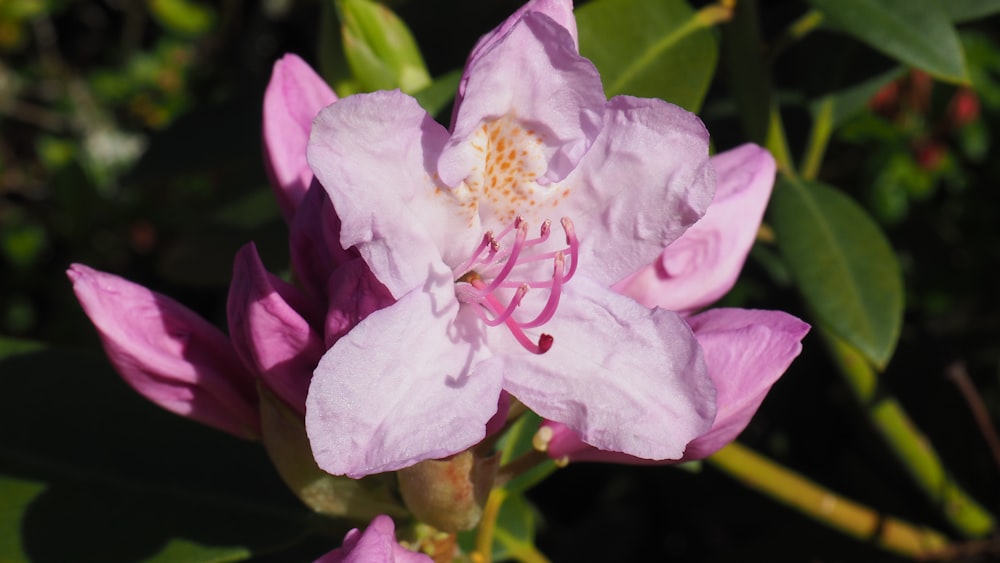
[2,0,1000,561]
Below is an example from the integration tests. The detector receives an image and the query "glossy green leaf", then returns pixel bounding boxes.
[946,0,1000,22]
[769,178,904,367]
[0,348,322,562]
[577,0,717,111]
[807,0,969,84]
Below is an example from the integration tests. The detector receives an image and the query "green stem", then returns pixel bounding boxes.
[823,329,996,538]
[494,449,551,489]
[494,528,552,563]
[769,9,825,61]
[800,96,834,180]
[766,103,798,179]
[708,442,951,558]
[473,488,508,563]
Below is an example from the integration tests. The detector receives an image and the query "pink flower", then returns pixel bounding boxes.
[314,515,431,563]
[616,144,777,313]
[67,264,260,439]
[536,145,810,464]
[539,308,809,464]
[264,53,338,223]
[67,54,374,436]
[305,0,718,478]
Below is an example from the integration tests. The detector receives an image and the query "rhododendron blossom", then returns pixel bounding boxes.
[536,145,810,464]
[305,0,719,478]
[67,54,369,436]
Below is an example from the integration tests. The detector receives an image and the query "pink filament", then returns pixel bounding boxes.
[457,216,579,354]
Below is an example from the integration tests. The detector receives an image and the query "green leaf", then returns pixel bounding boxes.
[806,0,969,84]
[808,67,907,128]
[769,178,904,367]
[0,348,320,562]
[946,0,1000,22]
[412,69,461,119]
[492,493,542,562]
[576,0,718,111]
[0,474,46,562]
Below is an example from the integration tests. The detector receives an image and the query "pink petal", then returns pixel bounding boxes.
[679,308,809,460]
[263,53,337,222]
[307,91,460,298]
[541,307,809,464]
[227,243,325,415]
[315,515,432,563]
[289,180,357,307]
[306,263,503,478]
[440,11,604,188]
[324,257,395,348]
[462,0,578,85]
[500,277,715,461]
[562,95,714,287]
[617,144,775,312]
[67,264,259,439]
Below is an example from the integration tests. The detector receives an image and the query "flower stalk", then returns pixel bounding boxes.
[823,330,996,538]
[707,442,951,558]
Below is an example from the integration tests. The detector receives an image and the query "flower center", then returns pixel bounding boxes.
[455,216,579,354]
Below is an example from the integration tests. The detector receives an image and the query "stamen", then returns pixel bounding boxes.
[455,216,579,355]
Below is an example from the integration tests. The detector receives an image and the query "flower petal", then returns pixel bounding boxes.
[263,53,337,222]
[463,0,578,77]
[306,263,503,478]
[227,243,325,415]
[680,308,809,460]
[289,180,358,307]
[315,514,432,563]
[440,11,604,188]
[617,144,775,312]
[324,257,395,348]
[67,264,259,439]
[561,95,714,287]
[500,277,715,461]
[307,91,458,298]
[540,307,809,464]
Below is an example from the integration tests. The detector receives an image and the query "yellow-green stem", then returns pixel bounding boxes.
[766,104,797,179]
[801,97,834,180]
[708,442,951,558]
[823,330,996,538]
[494,528,552,563]
[770,9,824,60]
[473,488,508,563]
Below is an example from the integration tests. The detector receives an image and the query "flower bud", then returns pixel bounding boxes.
[397,450,499,533]
[337,0,431,93]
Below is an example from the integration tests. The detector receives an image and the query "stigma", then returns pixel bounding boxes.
[455,216,579,354]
